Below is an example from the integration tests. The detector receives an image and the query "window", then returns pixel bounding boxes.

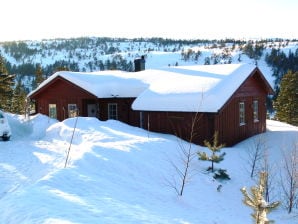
[239,102,245,125]
[253,100,259,122]
[49,104,57,119]
[68,104,78,118]
[108,103,118,120]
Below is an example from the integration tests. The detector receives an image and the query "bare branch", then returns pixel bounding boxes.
[279,140,298,213]
[164,112,201,196]
[246,135,266,178]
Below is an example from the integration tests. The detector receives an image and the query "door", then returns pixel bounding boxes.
[87,104,97,117]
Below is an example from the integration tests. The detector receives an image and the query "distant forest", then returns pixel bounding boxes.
[3,37,226,76]
[0,37,298,98]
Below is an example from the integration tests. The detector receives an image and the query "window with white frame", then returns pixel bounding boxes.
[68,104,78,118]
[239,102,245,125]
[49,104,57,119]
[253,100,259,122]
[108,103,118,120]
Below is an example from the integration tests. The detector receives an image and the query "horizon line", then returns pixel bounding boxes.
[0,35,297,43]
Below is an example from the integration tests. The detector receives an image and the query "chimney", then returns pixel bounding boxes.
[134,55,145,72]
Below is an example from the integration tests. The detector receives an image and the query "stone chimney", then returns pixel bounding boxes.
[134,55,145,72]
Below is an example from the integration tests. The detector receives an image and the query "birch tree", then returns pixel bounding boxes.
[165,113,201,196]
[280,140,298,213]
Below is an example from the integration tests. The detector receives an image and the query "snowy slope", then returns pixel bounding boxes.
[1,39,298,92]
[0,114,297,224]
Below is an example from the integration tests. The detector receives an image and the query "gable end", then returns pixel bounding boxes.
[29,75,97,99]
[218,67,273,112]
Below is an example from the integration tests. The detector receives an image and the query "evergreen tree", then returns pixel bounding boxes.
[11,79,27,114]
[204,57,210,65]
[241,172,280,224]
[274,70,298,126]
[34,64,45,88]
[198,131,225,172]
[0,55,15,111]
[54,65,69,72]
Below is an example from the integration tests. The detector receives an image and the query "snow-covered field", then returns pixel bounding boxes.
[0,113,297,223]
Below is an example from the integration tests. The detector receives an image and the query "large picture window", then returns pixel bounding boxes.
[108,103,118,120]
[68,104,78,118]
[239,102,245,125]
[49,104,57,119]
[253,100,259,122]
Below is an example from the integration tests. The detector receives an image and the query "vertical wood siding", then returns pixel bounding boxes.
[30,69,272,146]
[140,71,270,146]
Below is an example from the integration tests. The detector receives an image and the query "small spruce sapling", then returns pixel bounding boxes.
[241,172,280,224]
[198,131,225,172]
[213,168,231,180]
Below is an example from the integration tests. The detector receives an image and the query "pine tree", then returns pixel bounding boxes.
[0,55,15,111]
[54,65,69,73]
[198,131,225,172]
[11,79,27,114]
[33,64,45,89]
[274,70,298,126]
[241,172,280,224]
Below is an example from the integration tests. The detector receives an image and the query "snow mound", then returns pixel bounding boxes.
[0,115,297,224]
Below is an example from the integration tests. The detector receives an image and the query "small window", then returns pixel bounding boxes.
[239,102,245,125]
[49,104,57,119]
[108,103,118,120]
[253,100,259,122]
[68,104,78,118]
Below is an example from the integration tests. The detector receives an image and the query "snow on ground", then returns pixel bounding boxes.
[0,114,297,224]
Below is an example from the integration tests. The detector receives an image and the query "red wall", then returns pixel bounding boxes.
[216,72,268,145]
[97,98,140,127]
[30,77,140,125]
[139,72,270,146]
[32,78,97,120]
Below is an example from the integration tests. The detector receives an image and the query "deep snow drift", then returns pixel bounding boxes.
[0,113,297,224]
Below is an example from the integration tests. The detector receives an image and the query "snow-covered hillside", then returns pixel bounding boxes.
[0,113,297,224]
[1,38,298,91]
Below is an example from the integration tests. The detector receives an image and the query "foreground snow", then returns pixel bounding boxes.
[0,114,297,224]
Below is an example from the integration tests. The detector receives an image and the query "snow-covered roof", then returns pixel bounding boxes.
[29,63,267,113]
[28,70,149,98]
[132,64,258,112]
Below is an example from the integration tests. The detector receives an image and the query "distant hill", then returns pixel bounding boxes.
[0,37,297,95]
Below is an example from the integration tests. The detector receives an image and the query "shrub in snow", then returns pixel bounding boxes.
[198,131,225,172]
[213,169,230,181]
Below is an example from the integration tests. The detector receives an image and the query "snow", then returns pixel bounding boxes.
[132,64,258,112]
[29,63,265,113]
[28,70,149,98]
[0,113,297,223]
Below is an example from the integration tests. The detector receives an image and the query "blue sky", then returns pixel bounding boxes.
[1,0,297,41]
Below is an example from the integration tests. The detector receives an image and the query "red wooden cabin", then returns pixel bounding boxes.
[28,64,273,146]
